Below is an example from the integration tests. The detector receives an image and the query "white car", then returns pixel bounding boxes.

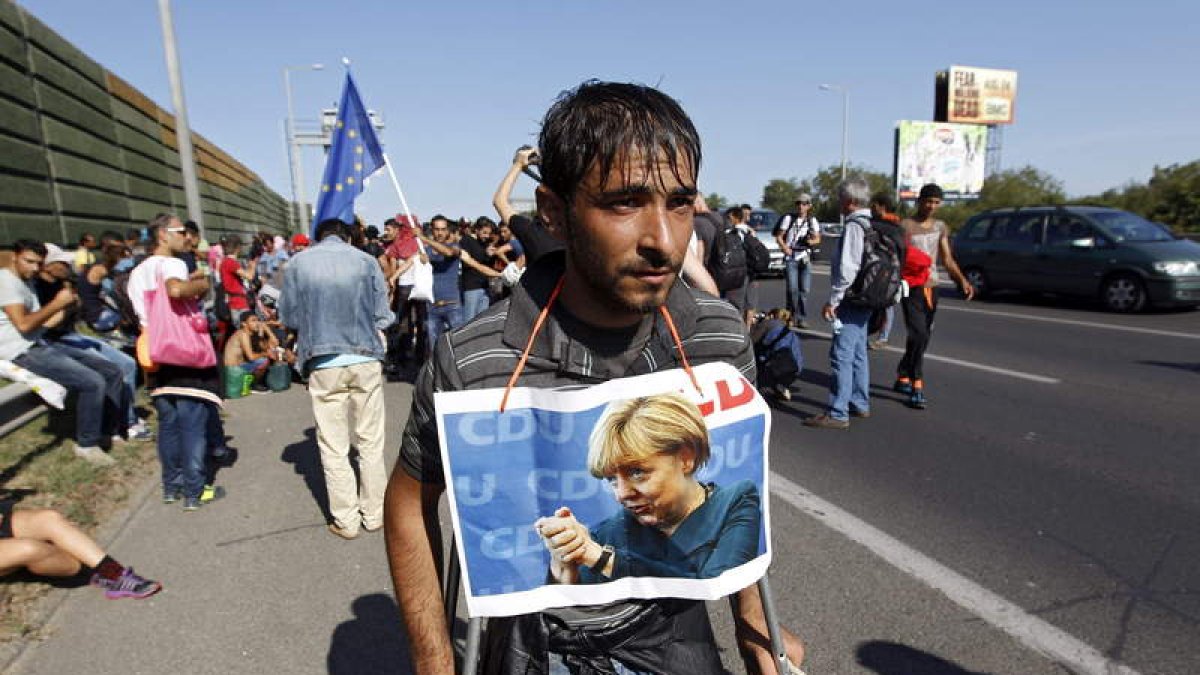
[746,209,785,277]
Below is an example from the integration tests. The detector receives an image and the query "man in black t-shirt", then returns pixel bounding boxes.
[493,146,563,264]
[459,217,502,323]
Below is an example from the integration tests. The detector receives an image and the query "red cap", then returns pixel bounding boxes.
[291,234,311,247]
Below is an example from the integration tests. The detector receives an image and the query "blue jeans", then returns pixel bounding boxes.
[90,306,121,332]
[426,302,463,352]
[154,395,212,499]
[462,288,489,324]
[239,357,269,373]
[55,334,139,425]
[14,343,127,446]
[784,260,812,320]
[827,304,872,420]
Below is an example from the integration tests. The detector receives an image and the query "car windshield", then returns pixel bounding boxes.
[1089,211,1175,243]
[748,210,779,233]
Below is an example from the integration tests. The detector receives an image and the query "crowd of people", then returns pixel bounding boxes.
[0,75,984,671]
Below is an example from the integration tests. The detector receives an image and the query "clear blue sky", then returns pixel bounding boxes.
[20,0,1200,226]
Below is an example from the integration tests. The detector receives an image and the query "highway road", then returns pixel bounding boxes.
[739,269,1200,675]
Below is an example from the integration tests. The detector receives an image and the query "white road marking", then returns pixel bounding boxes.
[769,472,1143,675]
[938,305,1200,340]
[798,330,1061,384]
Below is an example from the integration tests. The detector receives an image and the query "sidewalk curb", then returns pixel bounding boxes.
[0,463,159,674]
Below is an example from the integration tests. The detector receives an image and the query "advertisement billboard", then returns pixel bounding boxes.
[945,65,1018,125]
[894,121,988,201]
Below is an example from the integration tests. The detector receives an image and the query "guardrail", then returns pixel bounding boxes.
[0,381,48,439]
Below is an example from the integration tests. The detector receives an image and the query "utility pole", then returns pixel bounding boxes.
[284,64,323,233]
[157,0,203,237]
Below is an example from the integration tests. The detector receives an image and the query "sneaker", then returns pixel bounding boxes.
[803,414,850,430]
[162,489,182,504]
[182,497,202,511]
[199,485,226,505]
[893,378,913,395]
[795,320,809,330]
[868,339,888,351]
[362,520,383,533]
[127,420,154,441]
[849,408,871,418]
[92,567,162,600]
[328,523,360,540]
[74,444,116,467]
[909,390,927,410]
[774,384,792,401]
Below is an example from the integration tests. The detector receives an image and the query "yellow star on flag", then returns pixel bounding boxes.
[355,145,364,155]
[354,163,363,171]
[335,183,343,192]
[348,129,357,139]
[336,120,344,129]
[347,177,356,185]
[322,184,330,192]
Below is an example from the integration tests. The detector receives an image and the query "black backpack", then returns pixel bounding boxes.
[743,231,772,275]
[843,215,903,310]
[707,226,749,292]
[755,322,800,385]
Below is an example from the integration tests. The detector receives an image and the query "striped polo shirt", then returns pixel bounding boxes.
[399,251,756,484]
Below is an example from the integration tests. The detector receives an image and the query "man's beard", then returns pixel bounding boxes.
[564,213,680,316]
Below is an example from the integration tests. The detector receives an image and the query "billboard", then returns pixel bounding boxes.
[894,121,988,201]
[942,65,1018,125]
[436,362,772,618]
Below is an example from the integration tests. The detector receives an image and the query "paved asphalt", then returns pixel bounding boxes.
[6,272,1198,674]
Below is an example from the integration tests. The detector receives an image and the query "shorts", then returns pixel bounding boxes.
[0,501,14,539]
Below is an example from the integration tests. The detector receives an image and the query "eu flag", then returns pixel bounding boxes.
[311,72,384,233]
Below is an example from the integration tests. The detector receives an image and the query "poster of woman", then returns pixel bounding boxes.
[435,361,771,617]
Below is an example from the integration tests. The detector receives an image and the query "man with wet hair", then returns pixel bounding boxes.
[385,80,803,675]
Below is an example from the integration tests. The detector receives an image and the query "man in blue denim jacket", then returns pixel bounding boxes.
[279,219,394,539]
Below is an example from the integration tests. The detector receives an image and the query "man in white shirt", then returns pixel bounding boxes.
[773,194,821,328]
[2,240,125,464]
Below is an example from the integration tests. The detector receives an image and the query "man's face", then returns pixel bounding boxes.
[244,315,261,331]
[797,200,811,214]
[184,231,199,252]
[476,225,493,242]
[741,207,752,222]
[917,196,942,218]
[547,150,696,322]
[383,225,398,242]
[430,219,451,243]
[82,235,96,250]
[162,219,189,254]
[13,252,43,280]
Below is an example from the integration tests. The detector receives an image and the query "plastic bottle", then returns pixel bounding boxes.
[831,317,843,335]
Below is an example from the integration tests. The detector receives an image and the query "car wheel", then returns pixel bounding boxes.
[964,267,990,299]
[1101,274,1147,313]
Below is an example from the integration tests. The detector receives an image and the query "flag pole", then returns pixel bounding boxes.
[383,153,419,228]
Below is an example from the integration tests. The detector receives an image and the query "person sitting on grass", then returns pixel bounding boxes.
[0,501,160,599]
[222,310,281,392]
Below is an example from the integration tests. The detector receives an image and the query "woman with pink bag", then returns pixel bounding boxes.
[128,214,224,512]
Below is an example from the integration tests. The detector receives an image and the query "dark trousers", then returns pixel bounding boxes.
[15,343,128,446]
[898,287,937,382]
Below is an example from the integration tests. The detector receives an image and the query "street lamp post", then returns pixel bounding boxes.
[157,0,203,236]
[818,84,849,181]
[284,63,323,232]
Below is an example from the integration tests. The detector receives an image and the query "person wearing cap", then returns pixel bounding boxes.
[894,183,974,409]
[1,240,127,465]
[773,194,821,328]
[289,233,310,254]
[32,244,150,441]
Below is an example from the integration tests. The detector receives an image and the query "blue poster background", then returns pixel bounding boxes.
[443,404,766,597]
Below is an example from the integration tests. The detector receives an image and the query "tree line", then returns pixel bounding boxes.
[705,159,1199,232]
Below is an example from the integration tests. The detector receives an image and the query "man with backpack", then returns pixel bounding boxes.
[805,177,900,429]
[894,183,974,409]
[867,192,907,349]
[774,195,821,328]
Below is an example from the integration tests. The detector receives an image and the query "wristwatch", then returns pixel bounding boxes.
[590,545,614,574]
